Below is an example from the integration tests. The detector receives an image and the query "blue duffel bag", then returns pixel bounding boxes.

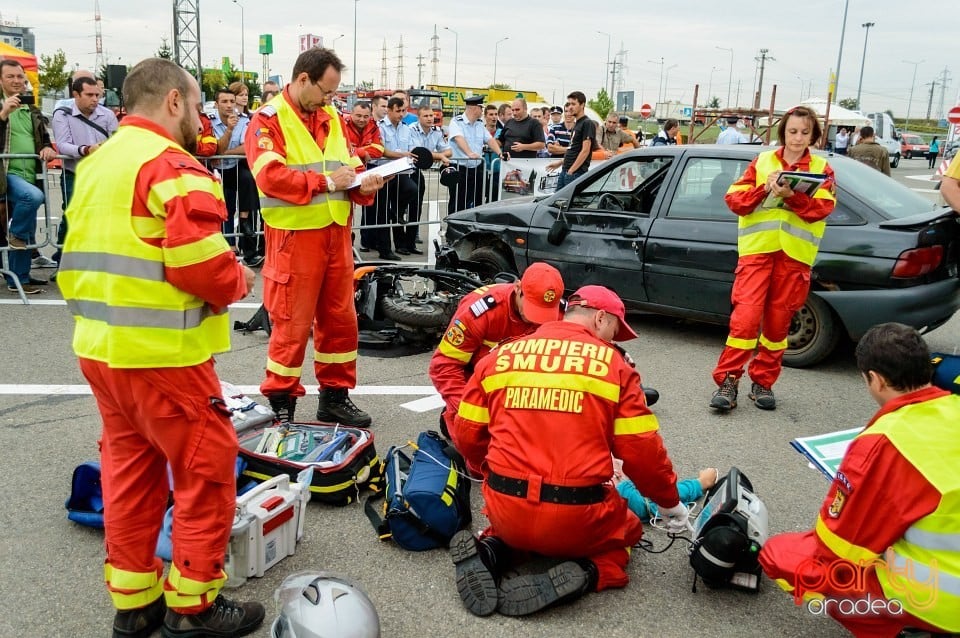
[931,352,960,395]
[364,431,472,551]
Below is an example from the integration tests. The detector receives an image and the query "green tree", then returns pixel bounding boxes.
[156,38,173,60]
[838,97,859,110]
[707,96,721,109]
[588,88,614,119]
[39,49,70,95]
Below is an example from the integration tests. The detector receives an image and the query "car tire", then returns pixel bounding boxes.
[890,153,900,169]
[784,294,841,368]
[380,295,453,329]
[904,151,912,160]
[469,246,516,278]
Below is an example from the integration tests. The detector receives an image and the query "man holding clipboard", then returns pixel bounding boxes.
[709,105,836,413]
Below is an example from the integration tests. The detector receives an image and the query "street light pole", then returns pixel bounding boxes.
[707,66,720,104]
[834,0,850,101]
[664,64,678,103]
[352,0,358,90]
[855,22,875,110]
[332,33,345,51]
[232,0,245,83]
[716,46,733,108]
[493,37,509,86]
[902,59,923,133]
[444,27,459,112]
[597,31,611,98]
[648,57,664,105]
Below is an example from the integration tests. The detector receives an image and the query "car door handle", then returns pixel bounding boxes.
[621,228,640,238]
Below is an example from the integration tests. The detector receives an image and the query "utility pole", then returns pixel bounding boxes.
[926,80,939,120]
[429,26,440,85]
[379,40,388,89]
[754,49,773,110]
[937,66,951,120]
[855,22,874,110]
[395,36,404,88]
[416,54,425,87]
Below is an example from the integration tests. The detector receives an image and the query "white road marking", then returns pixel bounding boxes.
[0,384,440,397]
[400,395,445,412]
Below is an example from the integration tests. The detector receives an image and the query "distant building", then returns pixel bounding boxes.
[0,21,35,54]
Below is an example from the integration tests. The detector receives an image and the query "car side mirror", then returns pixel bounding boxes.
[554,198,569,212]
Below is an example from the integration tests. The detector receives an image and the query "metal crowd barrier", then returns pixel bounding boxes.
[1,152,55,303]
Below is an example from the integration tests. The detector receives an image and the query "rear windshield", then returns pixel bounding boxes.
[902,135,923,144]
[828,155,938,220]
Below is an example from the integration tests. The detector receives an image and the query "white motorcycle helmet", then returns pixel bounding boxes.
[271,572,381,638]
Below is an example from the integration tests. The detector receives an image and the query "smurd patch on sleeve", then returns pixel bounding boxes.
[828,487,846,518]
[257,136,274,151]
[445,324,465,347]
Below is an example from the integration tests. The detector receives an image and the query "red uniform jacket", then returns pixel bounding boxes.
[344,119,384,165]
[195,112,218,158]
[429,284,533,431]
[244,88,374,208]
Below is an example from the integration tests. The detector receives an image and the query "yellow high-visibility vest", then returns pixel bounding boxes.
[860,394,960,631]
[733,151,835,266]
[58,124,231,368]
[253,96,360,230]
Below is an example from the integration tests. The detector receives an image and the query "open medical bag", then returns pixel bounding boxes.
[237,422,383,505]
[364,431,472,551]
[220,381,275,433]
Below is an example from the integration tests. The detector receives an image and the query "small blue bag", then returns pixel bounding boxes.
[364,431,472,551]
[931,352,960,395]
[65,461,105,528]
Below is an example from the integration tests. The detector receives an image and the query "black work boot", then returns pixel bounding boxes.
[316,387,372,427]
[161,594,265,638]
[267,394,297,424]
[113,596,166,638]
[749,382,777,410]
[709,374,739,411]
[450,530,503,616]
[498,558,598,616]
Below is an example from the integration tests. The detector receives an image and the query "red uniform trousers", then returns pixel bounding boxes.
[260,222,358,397]
[481,483,645,591]
[761,532,944,638]
[80,358,238,613]
[712,250,811,388]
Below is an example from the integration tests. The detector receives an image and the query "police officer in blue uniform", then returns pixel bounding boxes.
[447,95,502,212]
[408,104,452,248]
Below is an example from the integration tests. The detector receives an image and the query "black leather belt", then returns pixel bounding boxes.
[487,471,606,505]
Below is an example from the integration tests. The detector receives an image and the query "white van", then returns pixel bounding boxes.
[864,112,901,168]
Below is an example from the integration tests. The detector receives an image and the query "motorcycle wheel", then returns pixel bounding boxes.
[380,295,453,329]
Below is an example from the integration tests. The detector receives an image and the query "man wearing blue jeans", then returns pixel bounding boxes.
[1,59,55,294]
[547,91,596,190]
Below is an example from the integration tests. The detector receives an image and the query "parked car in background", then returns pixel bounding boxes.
[900,133,929,159]
[444,146,960,367]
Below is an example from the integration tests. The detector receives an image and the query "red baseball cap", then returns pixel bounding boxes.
[519,262,564,324]
[567,285,637,341]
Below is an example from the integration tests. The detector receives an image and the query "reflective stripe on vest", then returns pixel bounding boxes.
[735,151,833,266]
[57,125,231,368]
[255,95,359,230]
[858,394,960,630]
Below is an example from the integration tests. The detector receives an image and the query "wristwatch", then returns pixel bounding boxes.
[328,178,336,193]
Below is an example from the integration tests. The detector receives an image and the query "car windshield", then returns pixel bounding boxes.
[829,155,937,219]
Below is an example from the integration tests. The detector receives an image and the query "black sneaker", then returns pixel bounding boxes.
[450,530,499,616]
[243,254,264,268]
[709,374,739,411]
[749,382,777,410]
[316,388,372,427]
[267,393,297,424]
[113,596,166,638]
[161,594,264,638]
[498,561,593,616]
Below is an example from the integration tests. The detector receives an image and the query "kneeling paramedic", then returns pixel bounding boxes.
[448,285,689,616]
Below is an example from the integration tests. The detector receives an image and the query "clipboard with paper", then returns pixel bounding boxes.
[349,157,416,189]
[790,427,863,480]
[762,171,828,208]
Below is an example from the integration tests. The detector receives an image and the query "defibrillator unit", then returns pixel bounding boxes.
[689,467,768,592]
[224,469,312,588]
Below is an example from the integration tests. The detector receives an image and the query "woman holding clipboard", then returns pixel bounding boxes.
[709,105,836,413]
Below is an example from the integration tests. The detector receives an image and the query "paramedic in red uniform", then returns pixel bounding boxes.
[429,262,564,442]
[710,105,836,413]
[57,58,263,637]
[343,100,384,254]
[245,47,384,425]
[760,323,960,637]
[448,285,689,617]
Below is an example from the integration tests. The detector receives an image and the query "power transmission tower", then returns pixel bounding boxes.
[614,45,628,93]
[379,39,388,89]
[754,48,774,110]
[172,0,202,85]
[937,66,951,120]
[396,36,404,88]
[94,0,105,73]
[430,25,440,85]
[416,54,425,87]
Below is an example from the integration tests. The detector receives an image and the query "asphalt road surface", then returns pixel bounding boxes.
[0,159,954,637]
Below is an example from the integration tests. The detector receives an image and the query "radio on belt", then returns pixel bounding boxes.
[225,468,312,588]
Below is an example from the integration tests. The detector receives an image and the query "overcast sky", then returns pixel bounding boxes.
[8,1,959,120]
